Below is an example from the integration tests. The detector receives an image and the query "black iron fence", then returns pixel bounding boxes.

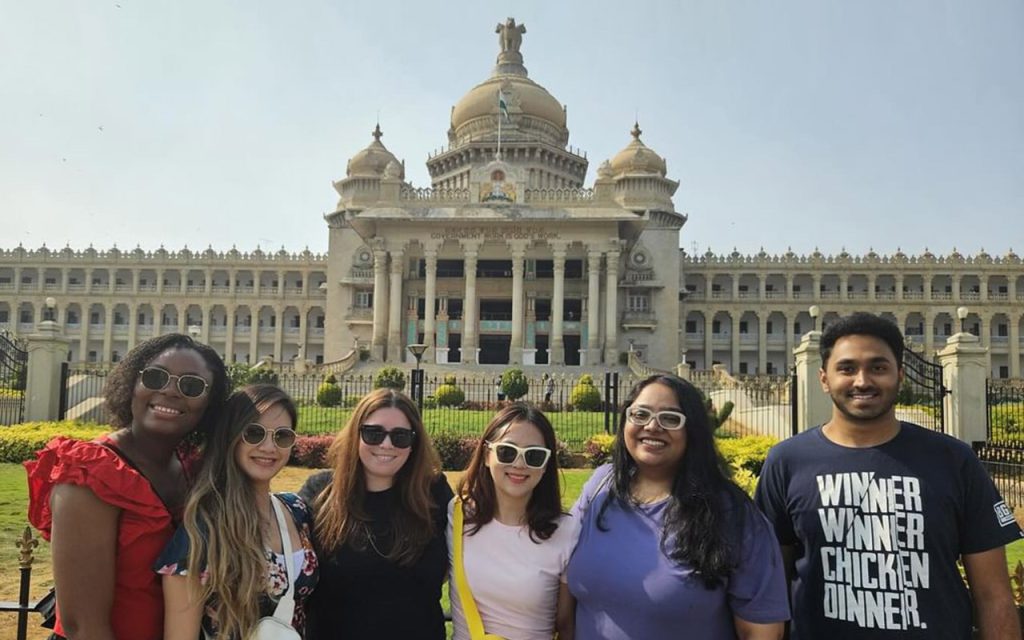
[973,440,1024,510]
[0,527,50,640]
[0,331,28,426]
[897,345,946,432]
[987,379,1024,442]
[276,372,630,450]
[58,367,112,422]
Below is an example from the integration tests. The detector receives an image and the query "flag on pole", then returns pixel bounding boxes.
[498,89,510,122]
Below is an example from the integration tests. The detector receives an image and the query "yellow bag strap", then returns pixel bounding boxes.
[452,498,503,640]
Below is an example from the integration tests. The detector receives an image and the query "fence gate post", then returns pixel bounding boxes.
[792,331,832,432]
[25,321,71,422]
[937,332,988,445]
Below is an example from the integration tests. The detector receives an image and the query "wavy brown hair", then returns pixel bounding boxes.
[314,388,441,565]
[181,384,298,640]
[457,403,563,542]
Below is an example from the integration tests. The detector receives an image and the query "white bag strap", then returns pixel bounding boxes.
[270,494,297,624]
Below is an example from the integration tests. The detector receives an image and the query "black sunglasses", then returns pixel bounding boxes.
[359,424,415,449]
[138,366,209,398]
[241,424,297,449]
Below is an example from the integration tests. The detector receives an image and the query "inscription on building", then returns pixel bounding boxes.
[429,226,560,240]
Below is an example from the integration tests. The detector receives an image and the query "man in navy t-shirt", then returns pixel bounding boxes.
[755,312,1023,639]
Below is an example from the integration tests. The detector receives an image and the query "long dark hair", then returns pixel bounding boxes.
[314,388,442,566]
[103,333,229,441]
[457,403,563,542]
[598,374,750,588]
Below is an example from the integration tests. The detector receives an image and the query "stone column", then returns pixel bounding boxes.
[132,268,141,295]
[550,242,567,365]
[61,268,69,294]
[225,307,236,363]
[1010,315,1021,378]
[462,244,479,364]
[248,310,259,363]
[980,275,989,302]
[387,249,404,362]
[102,306,114,363]
[704,313,714,370]
[923,313,935,357]
[785,273,794,300]
[423,248,438,364]
[812,274,821,300]
[273,307,285,361]
[603,248,620,364]
[297,309,308,369]
[784,311,795,370]
[758,274,766,301]
[278,270,286,299]
[204,269,213,296]
[127,303,138,351]
[586,250,602,364]
[730,312,740,374]
[229,269,237,295]
[85,268,93,295]
[25,321,70,421]
[758,312,768,374]
[894,273,903,301]
[509,242,527,365]
[867,274,876,301]
[924,274,933,302]
[839,274,849,300]
[937,332,988,444]
[156,268,164,295]
[793,330,832,431]
[371,248,388,361]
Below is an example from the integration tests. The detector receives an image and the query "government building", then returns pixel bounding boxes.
[1,20,1022,378]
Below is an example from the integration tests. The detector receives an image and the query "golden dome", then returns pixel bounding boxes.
[347,124,404,179]
[451,75,566,133]
[608,123,667,177]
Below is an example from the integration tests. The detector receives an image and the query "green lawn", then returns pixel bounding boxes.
[297,406,611,449]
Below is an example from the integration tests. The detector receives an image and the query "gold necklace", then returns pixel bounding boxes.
[363,523,388,558]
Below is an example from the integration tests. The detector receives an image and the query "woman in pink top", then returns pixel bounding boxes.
[448,403,579,640]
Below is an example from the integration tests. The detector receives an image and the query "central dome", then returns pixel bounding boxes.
[448,18,568,147]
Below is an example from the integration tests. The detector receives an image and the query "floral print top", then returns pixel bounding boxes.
[155,492,319,638]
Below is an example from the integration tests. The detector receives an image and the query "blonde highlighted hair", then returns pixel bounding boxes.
[181,384,298,640]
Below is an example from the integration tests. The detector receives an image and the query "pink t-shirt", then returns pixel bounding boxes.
[447,499,580,640]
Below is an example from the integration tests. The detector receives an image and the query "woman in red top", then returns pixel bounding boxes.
[26,333,229,640]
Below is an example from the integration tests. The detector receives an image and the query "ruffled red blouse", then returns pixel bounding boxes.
[25,436,181,640]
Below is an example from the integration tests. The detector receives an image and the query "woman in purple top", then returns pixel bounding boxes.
[566,374,789,640]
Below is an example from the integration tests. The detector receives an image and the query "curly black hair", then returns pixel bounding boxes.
[103,333,229,441]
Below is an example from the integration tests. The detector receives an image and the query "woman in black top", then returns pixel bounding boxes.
[299,388,453,640]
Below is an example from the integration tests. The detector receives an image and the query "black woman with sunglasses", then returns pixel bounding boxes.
[449,402,578,640]
[564,374,789,640]
[158,384,319,639]
[298,388,452,640]
[26,333,229,640]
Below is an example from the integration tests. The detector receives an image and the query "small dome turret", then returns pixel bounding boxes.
[607,123,667,177]
[346,124,404,179]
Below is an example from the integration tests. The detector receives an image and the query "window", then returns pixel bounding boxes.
[998,324,1009,337]
[739,321,749,334]
[0,310,7,323]
[354,291,373,308]
[766,320,774,333]
[793,321,802,334]
[90,312,100,324]
[739,362,749,374]
[627,295,649,312]
[315,315,325,329]
[712,320,721,333]
[45,277,56,285]
[685,320,697,333]
[138,313,146,324]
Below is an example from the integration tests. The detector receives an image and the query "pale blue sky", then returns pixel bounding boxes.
[2,0,1022,257]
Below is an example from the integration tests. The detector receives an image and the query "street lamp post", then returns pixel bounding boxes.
[956,306,969,335]
[407,343,428,410]
[43,297,57,323]
[188,324,201,341]
[809,305,821,333]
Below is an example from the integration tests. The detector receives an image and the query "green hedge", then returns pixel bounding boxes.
[0,421,109,463]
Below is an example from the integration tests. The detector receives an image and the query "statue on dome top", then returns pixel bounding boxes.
[496,18,526,54]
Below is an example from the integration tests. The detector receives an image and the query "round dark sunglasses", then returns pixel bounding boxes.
[138,366,209,398]
[359,424,415,449]
[241,424,297,449]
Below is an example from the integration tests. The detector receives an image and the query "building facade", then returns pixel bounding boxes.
[1,20,1022,377]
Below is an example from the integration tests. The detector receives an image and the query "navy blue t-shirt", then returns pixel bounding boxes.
[755,422,1023,639]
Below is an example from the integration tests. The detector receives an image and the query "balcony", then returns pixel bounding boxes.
[342,268,374,284]
[931,292,952,301]
[620,310,657,330]
[345,307,373,324]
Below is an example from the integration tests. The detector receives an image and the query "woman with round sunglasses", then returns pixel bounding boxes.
[565,374,789,640]
[449,403,579,640]
[157,384,319,639]
[298,388,452,640]
[26,333,229,640]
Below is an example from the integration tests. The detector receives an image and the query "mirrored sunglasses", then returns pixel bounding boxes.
[487,441,552,469]
[359,424,415,449]
[626,406,687,430]
[241,424,297,449]
[138,366,209,398]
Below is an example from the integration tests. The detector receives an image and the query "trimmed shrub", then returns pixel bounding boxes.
[583,433,616,468]
[227,362,280,390]
[433,432,479,471]
[716,435,776,477]
[0,421,109,463]
[290,435,334,468]
[343,395,362,408]
[555,439,574,469]
[316,381,343,407]
[373,366,406,391]
[569,375,602,411]
[434,380,465,407]
[500,369,529,401]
